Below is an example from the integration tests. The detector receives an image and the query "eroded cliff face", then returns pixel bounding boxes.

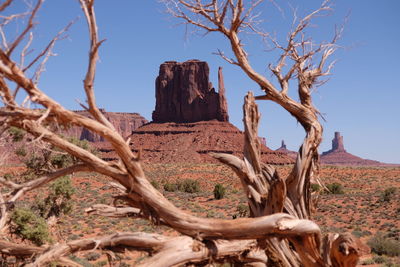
[63,110,148,142]
[152,60,229,123]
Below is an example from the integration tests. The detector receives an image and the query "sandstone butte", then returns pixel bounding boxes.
[275,133,391,166]
[320,132,386,166]
[275,140,297,160]
[97,59,294,165]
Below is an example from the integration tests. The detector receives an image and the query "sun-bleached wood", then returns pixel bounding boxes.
[0,0,361,266]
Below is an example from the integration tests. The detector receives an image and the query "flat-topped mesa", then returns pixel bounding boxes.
[152,60,229,123]
[322,131,346,155]
[64,110,148,142]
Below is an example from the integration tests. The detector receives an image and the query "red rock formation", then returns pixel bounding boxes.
[98,121,295,165]
[323,132,345,155]
[63,110,148,142]
[321,132,386,166]
[152,60,229,123]
[275,140,297,160]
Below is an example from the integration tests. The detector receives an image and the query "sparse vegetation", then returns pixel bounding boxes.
[11,207,51,246]
[368,232,400,257]
[310,183,321,192]
[325,182,345,194]
[213,184,226,200]
[15,146,27,157]
[35,176,75,218]
[233,204,249,219]
[8,127,25,142]
[380,187,397,202]
[163,179,200,193]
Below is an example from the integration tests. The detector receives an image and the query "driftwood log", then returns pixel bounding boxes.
[0,0,364,266]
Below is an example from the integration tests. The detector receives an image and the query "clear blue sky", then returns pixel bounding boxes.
[3,1,400,164]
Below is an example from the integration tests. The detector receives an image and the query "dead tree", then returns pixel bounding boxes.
[0,0,363,266]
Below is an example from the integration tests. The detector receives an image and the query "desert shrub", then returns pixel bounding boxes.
[177,179,200,193]
[213,184,226,200]
[24,153,49,175]
[150,179,160,189]
[352,229,372,238]
[15,146,27,157]
[361,258,375,265]
[69,255,93,267]
[380,187,397,202]
[233,203,249,219]
[8,126,25,142]
[11,207,50,246]
[164,179,200,193]
[3,173,13,180]
[325,183,344,194]
[163,182,178,192]
[85,252,101,261]
[35,176,75,218]
[310,183,321,192]
[50,153,73,169]
[368,232,400,257]
[373,255,387,264]
[21,137,97,176]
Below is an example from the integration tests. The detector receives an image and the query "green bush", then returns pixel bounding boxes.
[380,187,397,202]
[368,232,400,257]
[213,184,226,200]
[310,183,321,192]
[3,173,13,180]
[177,179,200,193]
[24,153,49,175]
[15,146,27,157]
[11,208,50,246]
[163,179,200,193]
[233,204,249,219]
[150,179,160,189]
[325,183,344,194]
[50,153,73,169]
[373,255,386,264]
[35,176,75,218]
[8,127,25,142]
[85,252,101,261]
[163,182,178,192]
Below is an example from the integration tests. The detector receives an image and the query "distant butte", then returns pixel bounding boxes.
[275,140,297,160]
[321,132,384,166]
[98,60,294,165]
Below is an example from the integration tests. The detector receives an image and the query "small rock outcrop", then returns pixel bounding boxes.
[275,140,297,160]
[152,60,229,123]
[64,110,148,142]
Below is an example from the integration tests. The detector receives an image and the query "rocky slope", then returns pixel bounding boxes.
[98,120,294,165]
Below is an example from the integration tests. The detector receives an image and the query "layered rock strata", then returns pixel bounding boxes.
[152,60,229,123]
